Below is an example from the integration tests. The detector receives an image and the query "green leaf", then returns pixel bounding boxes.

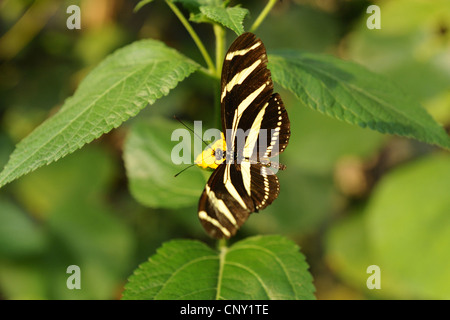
[326,153,450,299]
[283,95,385,174]
[346,0,450,125]
[173,0,220,13]
[269,51,450,149]
[0,39,199,188]
[122,235,315,300]
[123,117,208,209]
[170,0,228,25]
[199,6,249,35]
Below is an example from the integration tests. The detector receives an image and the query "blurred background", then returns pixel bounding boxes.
[0,0,449,299]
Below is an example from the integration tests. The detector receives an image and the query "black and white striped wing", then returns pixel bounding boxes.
[198,162,279,239]
[245,92,290,161]
[220,32,290,162]
[198,164,253,239]
[220,33,273,149]
[198,32,290,239]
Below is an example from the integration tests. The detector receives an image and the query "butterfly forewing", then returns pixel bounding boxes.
[220,33,273,141]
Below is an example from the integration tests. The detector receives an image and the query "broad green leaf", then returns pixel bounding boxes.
[0,39,199,188]
[173,0,220,13]
[123,117,208,209]
[326,154,450,299]
[283,93,385,174]
[269,51,450,150]
[199,6,249,35]
[346,0,450,125]
[122,235,315,300]
[171,0,223,23]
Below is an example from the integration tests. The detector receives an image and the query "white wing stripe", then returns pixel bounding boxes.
[199,211,231,238]
[243,102,268,158]
[205,184,238,227]
[225,41,261,60]
[223,84,268,206]
[223,164,248,209]
[221,59,262,102]
[236,83,266,118]
[241,161,251,196]
[229,83,267,152]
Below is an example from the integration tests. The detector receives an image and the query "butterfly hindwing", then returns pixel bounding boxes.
[241,161,280,211]
[254,93,291,160]
[198,164,253,239]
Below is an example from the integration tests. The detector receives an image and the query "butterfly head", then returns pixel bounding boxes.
[195,132,226,170]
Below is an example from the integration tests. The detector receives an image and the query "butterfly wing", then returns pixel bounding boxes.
[198,162,280,239]
[245,92,291,162]
[198,163,254,239]
[220,33,273,150]
[198,32,291,239]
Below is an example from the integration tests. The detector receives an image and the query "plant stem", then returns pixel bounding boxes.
[213,24,226,79]
[249,0,278,33]
[198,66,218,79]
[217,237,227,250]
[213,24,226,129]
[165,0,216,74]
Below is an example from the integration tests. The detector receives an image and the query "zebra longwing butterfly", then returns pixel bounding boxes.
[197,32,290,239]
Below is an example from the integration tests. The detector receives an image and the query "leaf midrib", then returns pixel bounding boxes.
[215,246,227,300]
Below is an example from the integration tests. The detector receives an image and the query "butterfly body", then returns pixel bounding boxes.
[197,32,291,239]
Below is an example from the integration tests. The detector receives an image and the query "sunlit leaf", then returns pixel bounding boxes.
[269,51,450,149]
[122,235,315,300]
[199,6,249,35]
[0,39,199,188]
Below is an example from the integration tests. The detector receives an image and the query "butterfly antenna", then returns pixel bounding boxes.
[174,163,196,177]
[173,115,209,148]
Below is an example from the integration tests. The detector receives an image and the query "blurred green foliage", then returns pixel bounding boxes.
[0,0,449,299]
